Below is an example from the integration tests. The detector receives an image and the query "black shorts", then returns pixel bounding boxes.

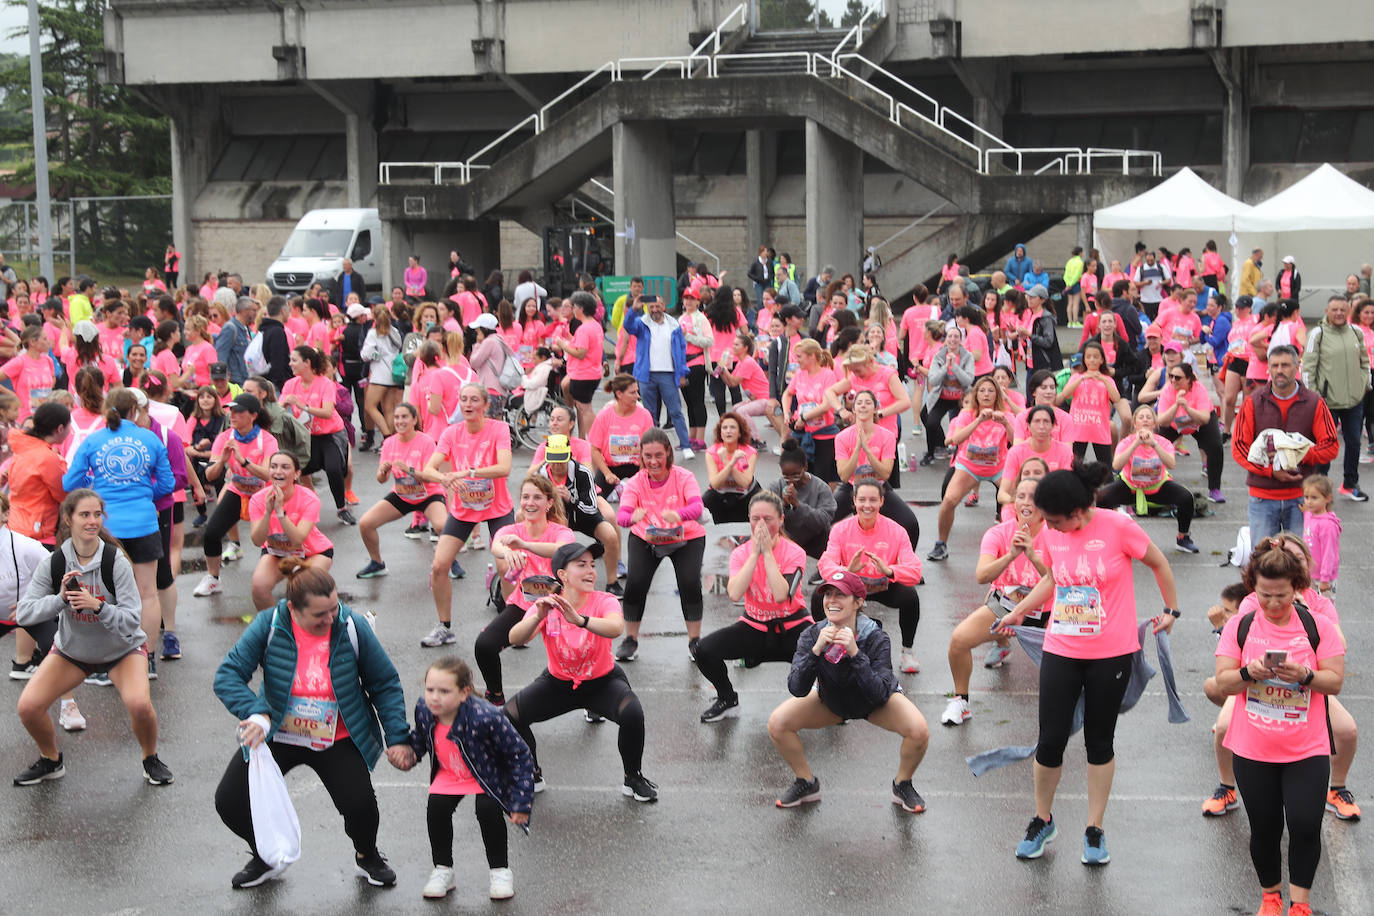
[382,492,446,514]
[120,530,164,564]
[260,547,335,560]
[53,644,146,677]
[568,506,606,538]
[171,502,185,525]
[1230,357,1249,376]
[568,378,599,404]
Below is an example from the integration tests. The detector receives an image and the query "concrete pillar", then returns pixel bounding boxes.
[745,129,776,251]
[147,85,222,288]
[804,120,863,279]
[1075,214,1094,255]
[1212,49,1250,200]
[612,121,676,279]
[307,81,378,209]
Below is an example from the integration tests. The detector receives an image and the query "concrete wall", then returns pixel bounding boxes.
[122,12,283,84]
[193,219,297,289]
[505,0,694,73]
[1223,0,1374,46]
[301,5,480,80]
[957,0,1193,57]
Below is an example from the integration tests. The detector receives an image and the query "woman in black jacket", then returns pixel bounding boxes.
[767,570,930,813]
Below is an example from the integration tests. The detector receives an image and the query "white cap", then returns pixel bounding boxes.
[1282,255,1295,264]
[471,313,499,331]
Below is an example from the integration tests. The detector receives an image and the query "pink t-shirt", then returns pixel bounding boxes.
[1002,439,1075,482]
[518,321,547,368]
[1217,608,1342,763]
[706,442,757,493]
[524,590,619,687]
[211,428,280,497]
[278,616,349,748]
[97,325,126,364]
[494,520,574,610]
[1246,327,1274,381]
[847,365,900,435]
[729,538,807,624]
[1157,381,1214,435]
[1,353,55,419]
[431,721,483,795]
[150,348,181,381]
[729,356,768,400]
[306,320,333,354]
[411,366,464,439]
[1114,435,1174,493]
[1156,310,1202,345]
[250,484,333,558]
[621,465,705,543]
[567,321,604,381]
[1067,376,1119,445]
[980,519,1053,619]
[963,325,994,375]
[788,367,840,433]
[818,515,921,584]
[285,316,309,347]
[950,410,1012,476]
[532,436,592,467]
[1041,508,1151,660]
[62,352,120,391]
[436,419,513,522]
[1013,406,1075,443]
[589,404,653,467]
[1236,588,1340,631]
[380,431,443,502]
[834,424,896,482]
[182,341,217,387]
[282,374,344,435]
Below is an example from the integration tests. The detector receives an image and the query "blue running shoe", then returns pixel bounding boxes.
[160,632,181,660]
[449,559,466,579]
[1081,826,1110,865]
[356,560,388,579]
[1015,815,1056,859]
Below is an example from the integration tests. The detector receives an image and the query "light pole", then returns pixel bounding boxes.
[28,0,54,280]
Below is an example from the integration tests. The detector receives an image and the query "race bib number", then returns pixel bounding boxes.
[1246,680,1310,725]
[608,433,640,461]
[264,531,303,558]
[393,470,427,501]
[965,443,1000,467]
[458,477,495,511]
[274,696,339,750]
[644,524,683,545]
[1051,585,1104,636]
[232,473,265,494]
[1130,453,1163,488]
[29,386,52,406]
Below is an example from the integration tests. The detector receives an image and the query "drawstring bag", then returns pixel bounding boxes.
[248,742,301,870]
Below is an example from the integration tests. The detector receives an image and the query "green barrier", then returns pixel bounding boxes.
[598,275,677,328]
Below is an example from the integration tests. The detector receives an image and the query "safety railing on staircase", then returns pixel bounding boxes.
[582,179,722,274]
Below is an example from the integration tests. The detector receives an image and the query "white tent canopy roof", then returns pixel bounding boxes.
[1093,166,1253,232]
[1236,163,1374,232]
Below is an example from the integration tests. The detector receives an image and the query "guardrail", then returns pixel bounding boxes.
[687,2,746,77]
[583,180,721,273]
[831,0,884,59]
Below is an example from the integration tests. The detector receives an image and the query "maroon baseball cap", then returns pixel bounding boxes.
[817,570,866,599]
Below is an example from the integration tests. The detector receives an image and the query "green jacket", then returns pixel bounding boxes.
[213,602,410,769]
[1304,320,1370,410]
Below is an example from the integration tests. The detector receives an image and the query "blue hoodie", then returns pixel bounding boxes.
[1022,267,1052,291]
[63,419,174,539]
[1004,244,1032,285]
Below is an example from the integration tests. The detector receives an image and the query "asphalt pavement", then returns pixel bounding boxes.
[1,372,1370,916]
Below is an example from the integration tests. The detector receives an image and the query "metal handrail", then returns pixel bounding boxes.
[834,53,941,121]
[619,56,690,80]
[673,230,721,275]
[687,2,746,77]
[711,50,816,78]
[830,0,884,59]
[538,60,617,130]
[465,113,539,170]
[985,147,1086,175]
[578,180,720,273]
[1084,147,1163,177]
[870,201,947,256]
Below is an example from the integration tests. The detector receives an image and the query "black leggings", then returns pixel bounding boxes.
[1072,441,1113,463]
[202,490,244,559]
[1233,753,1330,890]
[707,372,742,416]
[693,618,806,703]
[1096,479,1194,535]
[923,398,961,454]
[622,535,705,623]
[427,792,508,869]
[809,582,920,648]
[832,483,921,549]
[505,667,645,774]
[683,365,708,427]
[702,486,758,524]
[156,505,175,590]
[215,738,379,858]
[1035,650,1133,768]
[1159,417,1224,490]
[304,433,348,510]
[595,463,639,498]
[474,602,526,697]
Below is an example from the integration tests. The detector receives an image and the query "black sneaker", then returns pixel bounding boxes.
[687,636,700,660]
[775,775,821,808]
[927,541,949,562]
[9,657,37,680]
[337,509,358,526]
[614,636,638,662]
[892,779,926,813]
[14,753,64,786]
[1174,534,1199,554]
[584,709,606,723]
[622,771,658,803]
[354,850,397,886]
[231,854,284,889]
[605,580,624,597]
[403,521,427,540]
[700,695,740,723]
[143,754,174,786]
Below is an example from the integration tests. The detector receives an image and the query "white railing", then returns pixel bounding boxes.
[581,180,721,273]
[831,1,884,59]
[377,6,1163,187]
[869,201,948,258]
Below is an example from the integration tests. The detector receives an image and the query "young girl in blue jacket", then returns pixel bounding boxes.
[405,656,534,902]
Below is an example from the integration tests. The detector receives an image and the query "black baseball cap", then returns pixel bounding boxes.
[551,541,606,574]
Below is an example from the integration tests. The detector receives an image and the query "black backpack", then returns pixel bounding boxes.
[50,543,119,603]
[1235,603,1333,753]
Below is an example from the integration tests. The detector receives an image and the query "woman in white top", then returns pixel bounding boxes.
[360,304,404,439]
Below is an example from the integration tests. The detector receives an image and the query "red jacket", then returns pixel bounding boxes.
[8,430,66,543]
[1231,383,1340,500]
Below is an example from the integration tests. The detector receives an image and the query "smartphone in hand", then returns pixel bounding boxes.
[1262,649,1288,670]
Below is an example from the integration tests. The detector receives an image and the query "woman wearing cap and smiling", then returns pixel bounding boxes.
[768,568,930,813]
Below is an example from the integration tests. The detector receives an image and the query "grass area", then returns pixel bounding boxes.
[4,256,143,289]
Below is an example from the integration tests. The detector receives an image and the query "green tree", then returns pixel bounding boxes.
[758,0,835,30]
[840,0,870,27]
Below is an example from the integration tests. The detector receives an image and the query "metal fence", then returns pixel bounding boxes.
[0,195,172,284]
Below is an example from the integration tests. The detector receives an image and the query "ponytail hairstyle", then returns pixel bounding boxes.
[30,401,71,439]
[1241,539,1312,594]
[519,473,567,525]
[74,365,105,414]
[105,386,140,430]
[372,304,393,338]
[185,313,209,343]
[279,557,337,609]
[292,344,327,375]
[426,655,474,691]
[1032,461,1113,517]
[142,369,170,400]
[154,319,179,354]
[603,372,638,396]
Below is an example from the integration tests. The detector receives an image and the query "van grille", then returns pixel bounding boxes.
[273,272,312,288]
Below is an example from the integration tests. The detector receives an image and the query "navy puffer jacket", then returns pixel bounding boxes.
[409,696,535,829]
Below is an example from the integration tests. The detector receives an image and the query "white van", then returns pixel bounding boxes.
[266,208,382,298]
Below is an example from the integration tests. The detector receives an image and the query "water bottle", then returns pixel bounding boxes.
[897,442,908,470]
[824,626,851,664]
[484,563,496,590]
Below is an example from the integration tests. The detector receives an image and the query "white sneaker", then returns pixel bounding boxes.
[941,695,971,726]
[899,650,920,673]
[464,531,485,552]
[489,866,514,900]
[771,445,783,456]
[420,624,457,648]
[59,699,87,732]
[222,542,243,562]
[192,574,222,597]
[682,448,696,460]
[422,865,455,899]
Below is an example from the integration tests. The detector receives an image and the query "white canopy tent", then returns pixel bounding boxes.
[1234,164,1374,304]
[1093,167,1253,283]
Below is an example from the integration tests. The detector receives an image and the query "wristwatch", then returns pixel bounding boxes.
[1301,668,1316,687]
[1163,607,1181,618]
[1239,667,1254,682]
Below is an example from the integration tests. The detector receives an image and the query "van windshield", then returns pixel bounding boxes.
[280,228,352,259]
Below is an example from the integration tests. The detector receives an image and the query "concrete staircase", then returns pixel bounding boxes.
[715,31,846,74]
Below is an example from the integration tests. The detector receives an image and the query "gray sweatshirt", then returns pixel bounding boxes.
[16,540,144,664]
[765,473,837,549]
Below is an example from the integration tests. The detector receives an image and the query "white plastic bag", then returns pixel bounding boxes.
[245,331,270,375]
[248,741,301,870]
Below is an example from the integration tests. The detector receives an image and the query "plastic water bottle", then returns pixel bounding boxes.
[897,442,908,470]
[485,563,496,591]
[824,626,851,664]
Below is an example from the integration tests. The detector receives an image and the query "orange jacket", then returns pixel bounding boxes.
[8,430,66,543]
